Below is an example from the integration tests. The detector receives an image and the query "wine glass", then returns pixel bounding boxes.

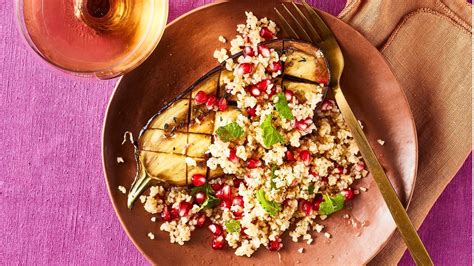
[15,0,169,79]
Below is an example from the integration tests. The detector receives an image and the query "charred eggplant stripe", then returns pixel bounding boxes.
[186,70,222,184]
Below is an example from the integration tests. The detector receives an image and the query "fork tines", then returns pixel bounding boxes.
[274,1,322,43]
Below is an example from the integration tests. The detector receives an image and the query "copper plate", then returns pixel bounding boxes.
[102,1,418,265]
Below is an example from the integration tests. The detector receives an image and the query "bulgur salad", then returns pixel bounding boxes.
[124,12,368,257]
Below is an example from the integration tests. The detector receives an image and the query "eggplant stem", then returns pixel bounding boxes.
[127,174,153,209]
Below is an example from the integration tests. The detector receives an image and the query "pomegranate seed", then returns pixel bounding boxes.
[221,185,233,201]
[260,27,274,39]
[227,148,238,162]
[233,178,242,188]
[208,223,223,236]
[178,201,192,217]
[285,151,295,162]
[295,120,308,131]
[240,227,248,238]
[341,189,355,201]
[334,166,344,174]
[313,196,323,211]
[216,185,233,201]
[355,162,365,172]
[246,107,257,117]
[195,191,207,204]
[268,237,282,251]
[299,150,311,164]
[250,86,261,97]
[195,213,206,227]
[194,91,208,104]
[236,63,253,75]
[320,99,334,111]
[309,168,319,177]
[192,174,207,186]
[242,46,255,57]
[246,158,262,169]
[206,95,217,110]
[267,61,282,73]
[212,235,225,250]
[161,206,171,221]
[257,45,271,57]
[295,118,312,132]
[321,176,328,182]
[217,98,228,111]
[284,90,294,101]
[267,86,278,98]
[300,200,313,216]
[257,79,272,92]
[211,183,223,192]
[215,189,224,199]
[233,196,244,207]
[220,200,232,209]
[232,209,243,218]
[232,196,244,218]
[170,207,179,219]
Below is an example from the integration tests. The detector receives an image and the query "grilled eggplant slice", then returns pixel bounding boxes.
[283,40,329,85]
[282,80,324,103]
[187,134,212,157]
[127,39,330,208]
[140,151,188,186]
[148,99,190,132]
[140,129,188,154]
[218,70,238,102]
[215,107,241,130]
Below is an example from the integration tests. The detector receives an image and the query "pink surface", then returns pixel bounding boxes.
[1,0,471,264]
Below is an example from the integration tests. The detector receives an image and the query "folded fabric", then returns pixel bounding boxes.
[339,0,472,264]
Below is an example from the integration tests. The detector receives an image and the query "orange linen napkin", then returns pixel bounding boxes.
[338,0,472,264]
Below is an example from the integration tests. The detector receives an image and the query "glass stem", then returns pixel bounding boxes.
[73,0,128,31]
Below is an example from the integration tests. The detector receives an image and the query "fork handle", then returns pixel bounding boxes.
[333,85,433,265]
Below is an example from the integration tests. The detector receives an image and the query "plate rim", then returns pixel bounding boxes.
[101,1,419,264]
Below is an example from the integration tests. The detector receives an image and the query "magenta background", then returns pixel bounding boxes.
[0,0,471,265]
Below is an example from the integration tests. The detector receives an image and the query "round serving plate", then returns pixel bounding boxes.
[102,1,418,265]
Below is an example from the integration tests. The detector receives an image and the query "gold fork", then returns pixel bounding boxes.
[275,1,433,265]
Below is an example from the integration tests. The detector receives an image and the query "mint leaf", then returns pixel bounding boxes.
[201,194,220,209]
[190,185,207,196]
[308,184,315,194]
[256,189,281,216]
[274,93,294,120]
[216,122,244,142]
[261,115,284,147]
[224,220,241,233]
[270,165,277,189]
[191,184,221,210]
[319,193,345,215]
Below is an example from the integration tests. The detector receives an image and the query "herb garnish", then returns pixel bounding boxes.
[274,93,294,120]
[216,122,244,142]
[261,115,284,147]
[308,184,315,194]
[224,220,241,233]
[256,189,281,216]
[191,184,221,210]
[319,193,345,215]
